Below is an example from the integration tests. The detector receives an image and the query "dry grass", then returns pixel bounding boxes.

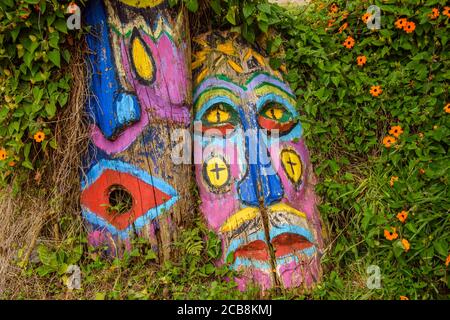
[0,45,90,298]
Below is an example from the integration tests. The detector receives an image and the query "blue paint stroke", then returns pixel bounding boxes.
[85,0,141,140]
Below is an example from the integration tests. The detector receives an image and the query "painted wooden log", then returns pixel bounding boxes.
[192,32,323,291]
[81,0,192,261]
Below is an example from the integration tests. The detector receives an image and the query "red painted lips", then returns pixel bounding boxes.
[233,233,313,262]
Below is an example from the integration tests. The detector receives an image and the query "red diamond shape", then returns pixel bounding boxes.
[81,169,172,231]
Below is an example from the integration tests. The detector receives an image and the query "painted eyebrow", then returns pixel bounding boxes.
[254,84,297,115]
[194,87,241,119]
[194,77,244,101]
[246,73,294,96]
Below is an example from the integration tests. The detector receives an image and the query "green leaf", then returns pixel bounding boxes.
[45,102,56,118]
[225,6,237,25]
[48,50,60,68]
[185,0,198,12]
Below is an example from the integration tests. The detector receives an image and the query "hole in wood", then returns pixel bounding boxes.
[107,185,133,215]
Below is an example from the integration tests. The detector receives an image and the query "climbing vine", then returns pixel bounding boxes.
[0,0,75,187]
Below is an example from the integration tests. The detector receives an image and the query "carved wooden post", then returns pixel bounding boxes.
[192,32,323,290]
[81,0,192,262]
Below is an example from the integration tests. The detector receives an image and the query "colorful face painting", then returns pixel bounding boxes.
[82,0,192,259]
[192,32,323,291]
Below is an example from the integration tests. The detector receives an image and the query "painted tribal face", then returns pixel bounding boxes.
[81,0,191,256]
[193,32,323,290]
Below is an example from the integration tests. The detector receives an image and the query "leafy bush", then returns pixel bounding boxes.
[0,0,73,186]
[272,0,449,299]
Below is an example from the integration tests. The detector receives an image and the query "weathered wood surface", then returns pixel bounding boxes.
[81,0,192,262]
[192,32,323,290]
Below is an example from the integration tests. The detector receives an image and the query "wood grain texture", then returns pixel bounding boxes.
[192,31,323,291]
[82,0,193,262]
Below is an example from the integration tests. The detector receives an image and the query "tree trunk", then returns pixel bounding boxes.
[80,0,193,263]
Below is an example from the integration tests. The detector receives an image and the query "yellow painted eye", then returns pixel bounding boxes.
[205,106,231,124]
[265,107,285,120]
[204,157,230,189]
[281,150,302,184]
[130,31,155,84]
[119,0,164,8]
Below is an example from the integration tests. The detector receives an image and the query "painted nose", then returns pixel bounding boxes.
[86,0,141,141]
[93,92,141,140]
[238,131,284,207]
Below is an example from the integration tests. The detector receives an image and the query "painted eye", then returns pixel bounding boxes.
[203,156,230,192]
[280,149,303,186]
[206,106,231,124]
[130,28,156,85]
[200,103,238,135]
[258,101,297,135]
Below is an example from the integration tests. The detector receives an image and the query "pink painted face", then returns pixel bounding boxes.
[87,1,191,155]
[193,33,323,290]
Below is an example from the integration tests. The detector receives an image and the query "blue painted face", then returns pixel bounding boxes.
[81,0,192,255]
[85,0,141,141]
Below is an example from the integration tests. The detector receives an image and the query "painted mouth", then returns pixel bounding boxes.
[234,233,314,262]
[223,203,316,266]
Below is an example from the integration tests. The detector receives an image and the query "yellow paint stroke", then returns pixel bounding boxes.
[195,67,209,84]
[205,106,231,124]
[205,157,229,188]
[254,84,295,105]
[227,59,244,74]
[192,56,206,70]
[217,41,235,55]
[244,48,266,67]
[269,203,306,219]
[119,0,164,8]
[264,105,285,120]
[220,203,307,233]
[281,150,302,184]
[195,88,240,112]
[194,37,209,48]
[131,35,154,82]
[220,207,259,233]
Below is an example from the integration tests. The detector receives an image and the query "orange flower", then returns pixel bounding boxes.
[338,22,348,33]
[357,55,367,66]
[395,18,407,29]
[402,239,410,252]
[446,254,450,267]
[343,36,355,49]
[443,7,450,18]
[33,131,46,143]
[389,125,404,138]
[327,19,336,27]
[429,8,439,20]
[330,3,339,14]
[370,85,383,97]
[404,21,416,33]
[390,176,399,187]
[383,136,396,148]
[400,296,409,300]
[384,227,398,241]
[8,161,16,167]
[397,211,408,223]
[362,13,371,24]
[0,148,7,161]
[444,103,450,113]
[419,168,426,175]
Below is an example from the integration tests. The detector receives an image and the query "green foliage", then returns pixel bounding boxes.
[0,0,74,186]
[172,0,282,43]
[272,0,449,299]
